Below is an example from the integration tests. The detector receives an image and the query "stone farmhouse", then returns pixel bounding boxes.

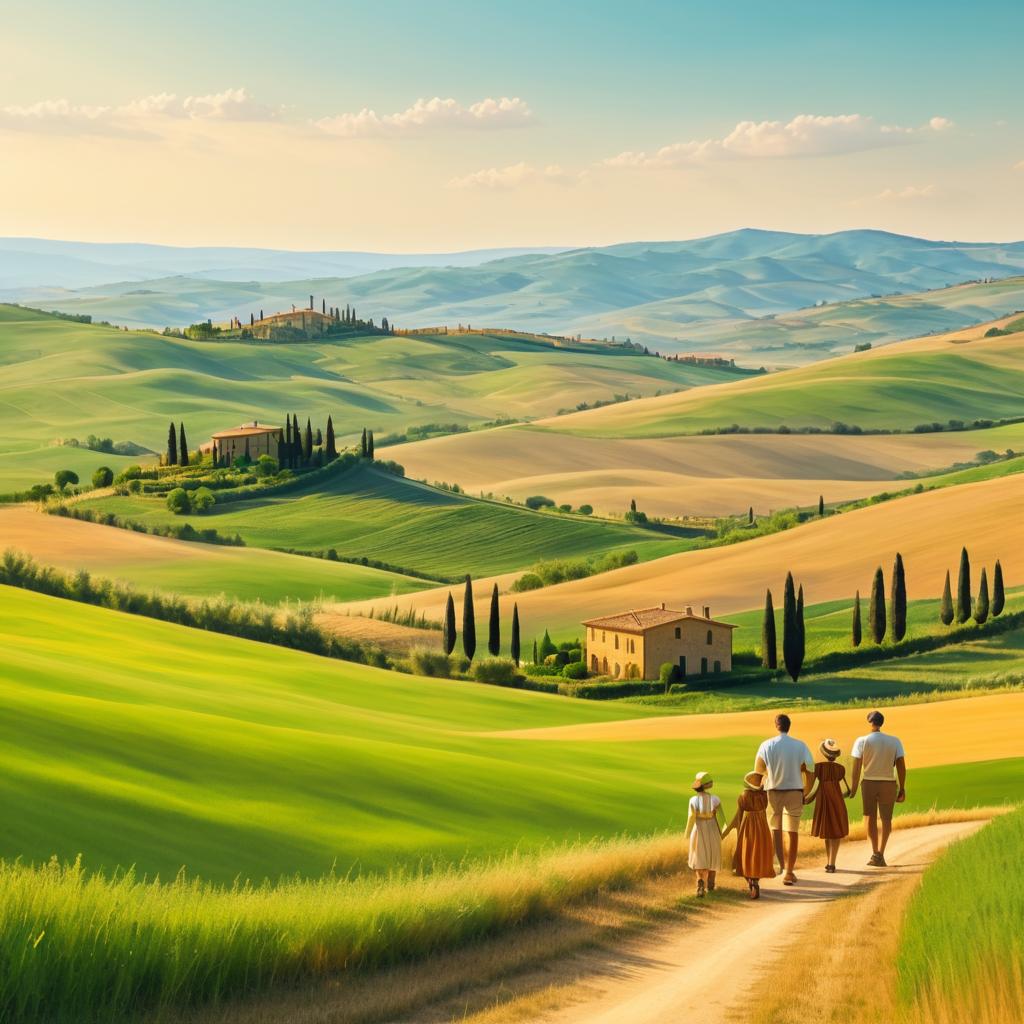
[582,604,736,681]
[201,422,282,465]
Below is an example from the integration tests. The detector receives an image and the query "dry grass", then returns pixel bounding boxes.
[313,610,439,654]
[340,471,1024,639]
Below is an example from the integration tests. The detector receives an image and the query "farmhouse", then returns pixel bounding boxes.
[583,604,736,681]
[203,422,282,465]
[249,308,335,339]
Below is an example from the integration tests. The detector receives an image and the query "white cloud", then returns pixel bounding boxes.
[604,112,954,168]
[0,87,278,137]
[876,183,938,201]
[448,162,579,189]
[315,96,531,138]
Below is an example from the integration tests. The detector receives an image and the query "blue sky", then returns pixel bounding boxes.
[2,1,1021,248]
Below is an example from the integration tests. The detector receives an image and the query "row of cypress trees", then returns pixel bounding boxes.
[359,428,375,460]
[939,549,1004,626]
[851,552,908,647]
[442,576,522,665]
[166,422,190,467]
[761,571,805,681]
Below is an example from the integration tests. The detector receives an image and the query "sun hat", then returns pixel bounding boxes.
[692,771,713,791]
[820,738,842,759]
[743,770,764,790]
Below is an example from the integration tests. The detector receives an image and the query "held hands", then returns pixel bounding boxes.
[844,789,856,800]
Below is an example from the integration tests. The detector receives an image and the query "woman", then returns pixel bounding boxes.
[804,738,851,872]
[685,770,725,897]
[722,770,776,900]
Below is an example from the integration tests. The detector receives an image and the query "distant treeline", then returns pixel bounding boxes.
[696,414,1024,437]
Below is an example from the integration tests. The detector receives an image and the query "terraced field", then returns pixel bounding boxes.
[1,583,1019,885]
[76,463,689,578]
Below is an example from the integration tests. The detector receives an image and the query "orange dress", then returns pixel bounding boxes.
[810,761,850,839]
[733,789,776,880]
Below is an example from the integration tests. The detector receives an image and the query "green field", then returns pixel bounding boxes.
[76,463,688,577]
[3,583,1016,887]
[545,323,1024,437]
[0,305,747,491]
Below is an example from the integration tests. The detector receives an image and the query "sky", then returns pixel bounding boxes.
[1,0,1022,250]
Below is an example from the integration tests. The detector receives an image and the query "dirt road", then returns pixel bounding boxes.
[529,821,982,1024]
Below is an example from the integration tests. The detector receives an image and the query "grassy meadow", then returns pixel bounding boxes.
[898,805,1024,1024]
[75,463,688,577]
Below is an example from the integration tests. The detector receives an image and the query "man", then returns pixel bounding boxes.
[848,710,907,867]
[755,713,814,885]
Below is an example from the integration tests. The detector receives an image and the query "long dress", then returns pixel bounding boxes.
[733,789,776,880]
[810,761,850,839]
[688,793,722,871]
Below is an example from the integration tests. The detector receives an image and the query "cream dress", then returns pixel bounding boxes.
[688,792,723,870]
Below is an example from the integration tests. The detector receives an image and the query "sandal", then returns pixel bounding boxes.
[783,872,797,886]
[696,879,705,898]
[752,879,761,900]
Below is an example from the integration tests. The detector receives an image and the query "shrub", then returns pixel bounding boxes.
[511,572,544,592]
[409,648,454,678]
[91,466,114,489]
[561,661,588,680]
[127,479,143,494]
[54,469,79,491]
[472,659,520,685]
[115,465,144,483]
[166,488,191,515]
[578,504,593,515]
[659,662,681,688]
[525,495,555,510]
[190,487,216,513]
[254,455,278,477]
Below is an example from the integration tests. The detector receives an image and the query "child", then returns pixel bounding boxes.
[804,738,851,872]
[722,770,776,900]
[685,770,725,897]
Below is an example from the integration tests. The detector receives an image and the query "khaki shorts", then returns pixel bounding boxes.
[768,789,805,832]
[862,780,899,821]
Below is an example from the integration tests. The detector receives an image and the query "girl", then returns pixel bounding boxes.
[804,738,850,872]
[722,770,775,900]
[685,771,725,897]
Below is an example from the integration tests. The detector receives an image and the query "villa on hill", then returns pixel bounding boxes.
[583,604,735,681]
[201,422,281,465]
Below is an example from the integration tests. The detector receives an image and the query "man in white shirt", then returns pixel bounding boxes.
[755,713,815,885]
[849,710,907,867]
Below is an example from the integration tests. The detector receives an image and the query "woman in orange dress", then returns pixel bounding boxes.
[722,770,775,899]
[804,738,851,872]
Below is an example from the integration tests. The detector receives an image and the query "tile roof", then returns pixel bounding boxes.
[211,423,281,439]
[582,606,736,632]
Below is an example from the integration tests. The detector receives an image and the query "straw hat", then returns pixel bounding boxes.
[820,738,842,759]
[743,770,764,790]
[692,771,713,791]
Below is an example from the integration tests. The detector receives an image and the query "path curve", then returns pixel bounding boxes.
[531,820,983,1024]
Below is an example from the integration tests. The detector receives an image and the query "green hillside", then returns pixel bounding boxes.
[545,320,1024,437]
[77,463,686,577]
[1,584,1017,885]
[0,305,747,491]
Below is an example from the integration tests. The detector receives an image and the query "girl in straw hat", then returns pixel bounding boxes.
[804,738,851,872]
[722,770,775,900]
[685,771,725,897]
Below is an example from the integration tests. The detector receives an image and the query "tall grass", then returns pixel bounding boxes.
[898,804,1024,1023]
[0,836,690,1024]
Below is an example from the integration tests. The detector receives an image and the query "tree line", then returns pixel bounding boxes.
[441,576,522,666]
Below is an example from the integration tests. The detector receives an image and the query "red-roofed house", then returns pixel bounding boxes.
[582,604,735,681]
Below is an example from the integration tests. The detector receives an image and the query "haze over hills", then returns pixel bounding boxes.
[7,230,1024,365]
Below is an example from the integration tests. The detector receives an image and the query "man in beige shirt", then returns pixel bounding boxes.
[848,710,907,867]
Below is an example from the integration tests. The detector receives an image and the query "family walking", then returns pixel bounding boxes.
[684,710,907,899]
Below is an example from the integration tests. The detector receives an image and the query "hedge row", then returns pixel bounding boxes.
[48,505,245,546]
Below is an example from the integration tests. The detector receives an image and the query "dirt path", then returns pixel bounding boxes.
[526,821,982,1024]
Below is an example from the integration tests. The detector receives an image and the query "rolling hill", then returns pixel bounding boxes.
[8,230,1024,356]
[76,463,691,578]
[0,583,1016,885]
[0,304,746,491]
[541,314,1024,438]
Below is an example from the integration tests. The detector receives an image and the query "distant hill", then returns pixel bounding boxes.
[7,230,1024,361]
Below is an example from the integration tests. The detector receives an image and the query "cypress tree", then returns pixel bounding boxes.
[852,590,862,647]
[360,428,368,458]
[179,423,189,467]
[368,430,375,460]
[167,422,177,466]
[303,418,313,464]
[993,560,1005,617]
[284,417,292,464]
[956,547,971,623]
[532,638,538,665]
[796,584,805,674]
[488,583,500,656]
[975,568,990,624]
[462,575,476,661]
[940,570,954,625]
[292,415,301,468]
[891,552,907,642]
[748,506,754,525]
[275,430,284,466]
[442,592,456,655]
[760,589,777,669]
[818,495,825,517]
[511,603,521,666]
[315,427,323,447]
[869,566,886,644]
[782,572,801,681]
[325,416,337,459]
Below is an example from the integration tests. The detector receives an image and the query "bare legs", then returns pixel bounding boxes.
[772,828,784,873]
[772,829,799,880]
[866,811,893,863]
[825,838,841,869]
[695,868,709,896]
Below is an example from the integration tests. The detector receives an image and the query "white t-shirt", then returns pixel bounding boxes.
[755,734,814,790]
[852,732,905,781]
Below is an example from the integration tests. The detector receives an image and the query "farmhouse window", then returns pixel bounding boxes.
[614,635,619,649]
[706,630,713,645]
[674,627,681,639]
